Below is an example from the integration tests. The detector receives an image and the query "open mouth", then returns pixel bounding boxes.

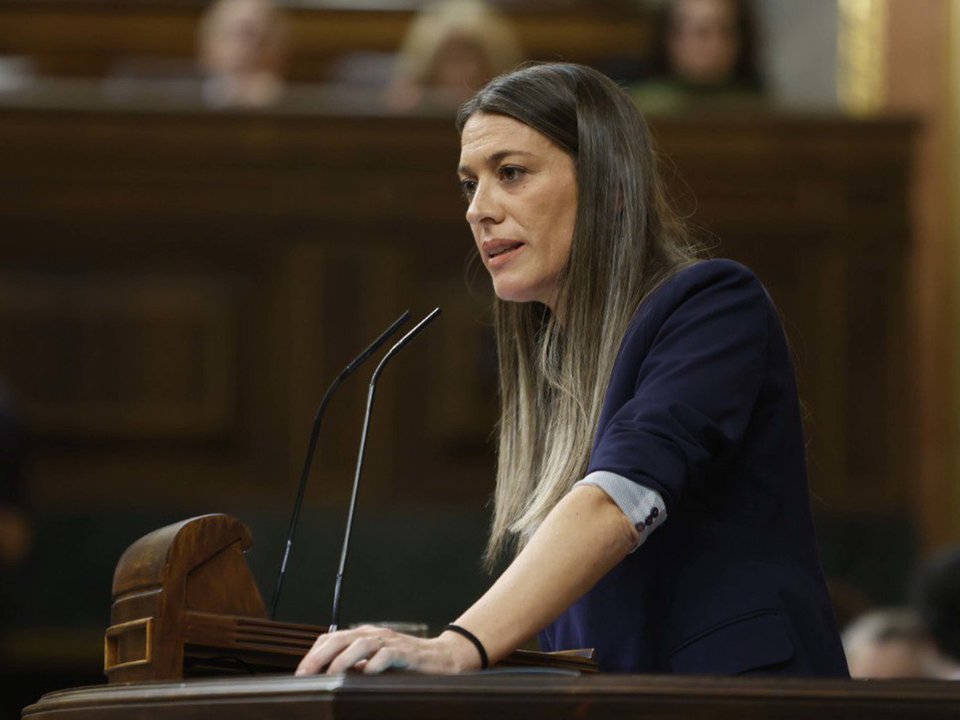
[487,241,524,259]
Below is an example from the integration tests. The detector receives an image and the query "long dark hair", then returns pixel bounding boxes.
[457,63,700,563]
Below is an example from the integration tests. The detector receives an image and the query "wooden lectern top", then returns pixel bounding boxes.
[25,672,960,720]
[21,515,960,719]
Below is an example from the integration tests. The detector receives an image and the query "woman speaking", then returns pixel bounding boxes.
[297,62,849,677]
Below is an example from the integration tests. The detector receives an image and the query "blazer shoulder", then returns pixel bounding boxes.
[626,259,766,336]
[666,258,762,294]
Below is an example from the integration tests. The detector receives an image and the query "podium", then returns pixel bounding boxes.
[24,514,960,720]
[19,516,960,718]
[23,673,960,719]
[101,514,594,682]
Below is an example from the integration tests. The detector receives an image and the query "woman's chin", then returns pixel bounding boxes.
[492,282,537,306]
[492,277,557,309]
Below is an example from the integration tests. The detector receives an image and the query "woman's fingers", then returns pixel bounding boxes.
[363,645,410,674]
[326,635,386,674]
[296,630,363,675]
[296,632,346,675]
[295,626,461,675]
[295,626,395,676]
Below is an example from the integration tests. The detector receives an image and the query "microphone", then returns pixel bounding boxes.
[328,307,442,631]
[269,311,411,620]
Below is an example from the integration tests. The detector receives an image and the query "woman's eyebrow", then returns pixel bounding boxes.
[458,149,534,175]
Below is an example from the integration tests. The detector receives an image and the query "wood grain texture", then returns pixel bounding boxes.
[0,90,915,523]
[104,515,597,682]
[23,673,960,720]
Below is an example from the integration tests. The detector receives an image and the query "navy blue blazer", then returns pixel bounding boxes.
[540,259,849,676]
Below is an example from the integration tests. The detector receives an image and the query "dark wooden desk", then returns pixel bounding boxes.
[22,673,960,720]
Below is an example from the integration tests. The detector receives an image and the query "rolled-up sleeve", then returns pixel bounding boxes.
[574,470,666,550]
[587,263,770,515]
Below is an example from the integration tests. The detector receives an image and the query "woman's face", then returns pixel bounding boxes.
[458,112,578,310]
[431,35,491,97]
[204,0,283,76]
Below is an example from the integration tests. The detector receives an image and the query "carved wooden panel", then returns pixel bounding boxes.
[0,274,236,439]
[0,97,915,521]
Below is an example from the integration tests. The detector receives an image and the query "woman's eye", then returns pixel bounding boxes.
[499,165,526,183]
[459,178,477,199]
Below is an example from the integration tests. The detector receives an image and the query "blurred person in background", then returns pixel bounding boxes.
[634,0,764,113]
[198,0,288,109]
[842,608,953,679]
[386,0,522,112]
[914,546,960,679]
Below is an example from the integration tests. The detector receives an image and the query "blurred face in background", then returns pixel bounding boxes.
[430,34,493,98]
[667,0,740,85]
[846,637,947,679]
[458,113,578,310]
[202,0,285,77]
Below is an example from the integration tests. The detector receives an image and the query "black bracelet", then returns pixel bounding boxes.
[444,623,489,669]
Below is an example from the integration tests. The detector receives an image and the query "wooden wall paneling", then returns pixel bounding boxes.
[275,239,417,510]
[0,100,916,523]
[843,240,906,508]
[424,274,497,454]
[0,4,199,79]
[885,0,960,551]
[0,98,924,675]
[810,243,850,508]
[375,220,493,507]
[654,116,914,514]
[949,0,960,540]
[0,273,236,439]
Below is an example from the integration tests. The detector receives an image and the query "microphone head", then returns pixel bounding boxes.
[372,308,442,381]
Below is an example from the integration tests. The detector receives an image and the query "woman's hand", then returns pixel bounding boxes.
[295,624,481,675]
[296,487,635,676]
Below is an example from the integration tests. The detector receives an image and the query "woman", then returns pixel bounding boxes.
[633,0,765,113]
[651,0,762,89]
[385,0,523,112]
[198,0,287,109]
[297,62,848,676]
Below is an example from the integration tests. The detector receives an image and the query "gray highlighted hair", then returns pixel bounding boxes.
[457,63,699,565]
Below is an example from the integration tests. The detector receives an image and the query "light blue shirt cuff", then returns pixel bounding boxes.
[573,470,667,550]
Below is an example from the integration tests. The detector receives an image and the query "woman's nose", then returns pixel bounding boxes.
[465,183,503,226]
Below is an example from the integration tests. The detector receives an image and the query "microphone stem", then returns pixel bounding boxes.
[269,384,339,619]
[328,575,345,632]
[329,381,377,631]
[326,307,440,631]
[269,311,410,620]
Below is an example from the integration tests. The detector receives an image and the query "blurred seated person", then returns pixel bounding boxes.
[386,0,522,112]
[198,0,288,109]
[633,0,764,113]
[914,546,960,679]
[842,608,953,679]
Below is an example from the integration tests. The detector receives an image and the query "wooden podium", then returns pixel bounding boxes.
[24,673,960,719]
[20,515,960,718]
[102,514,594,682]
